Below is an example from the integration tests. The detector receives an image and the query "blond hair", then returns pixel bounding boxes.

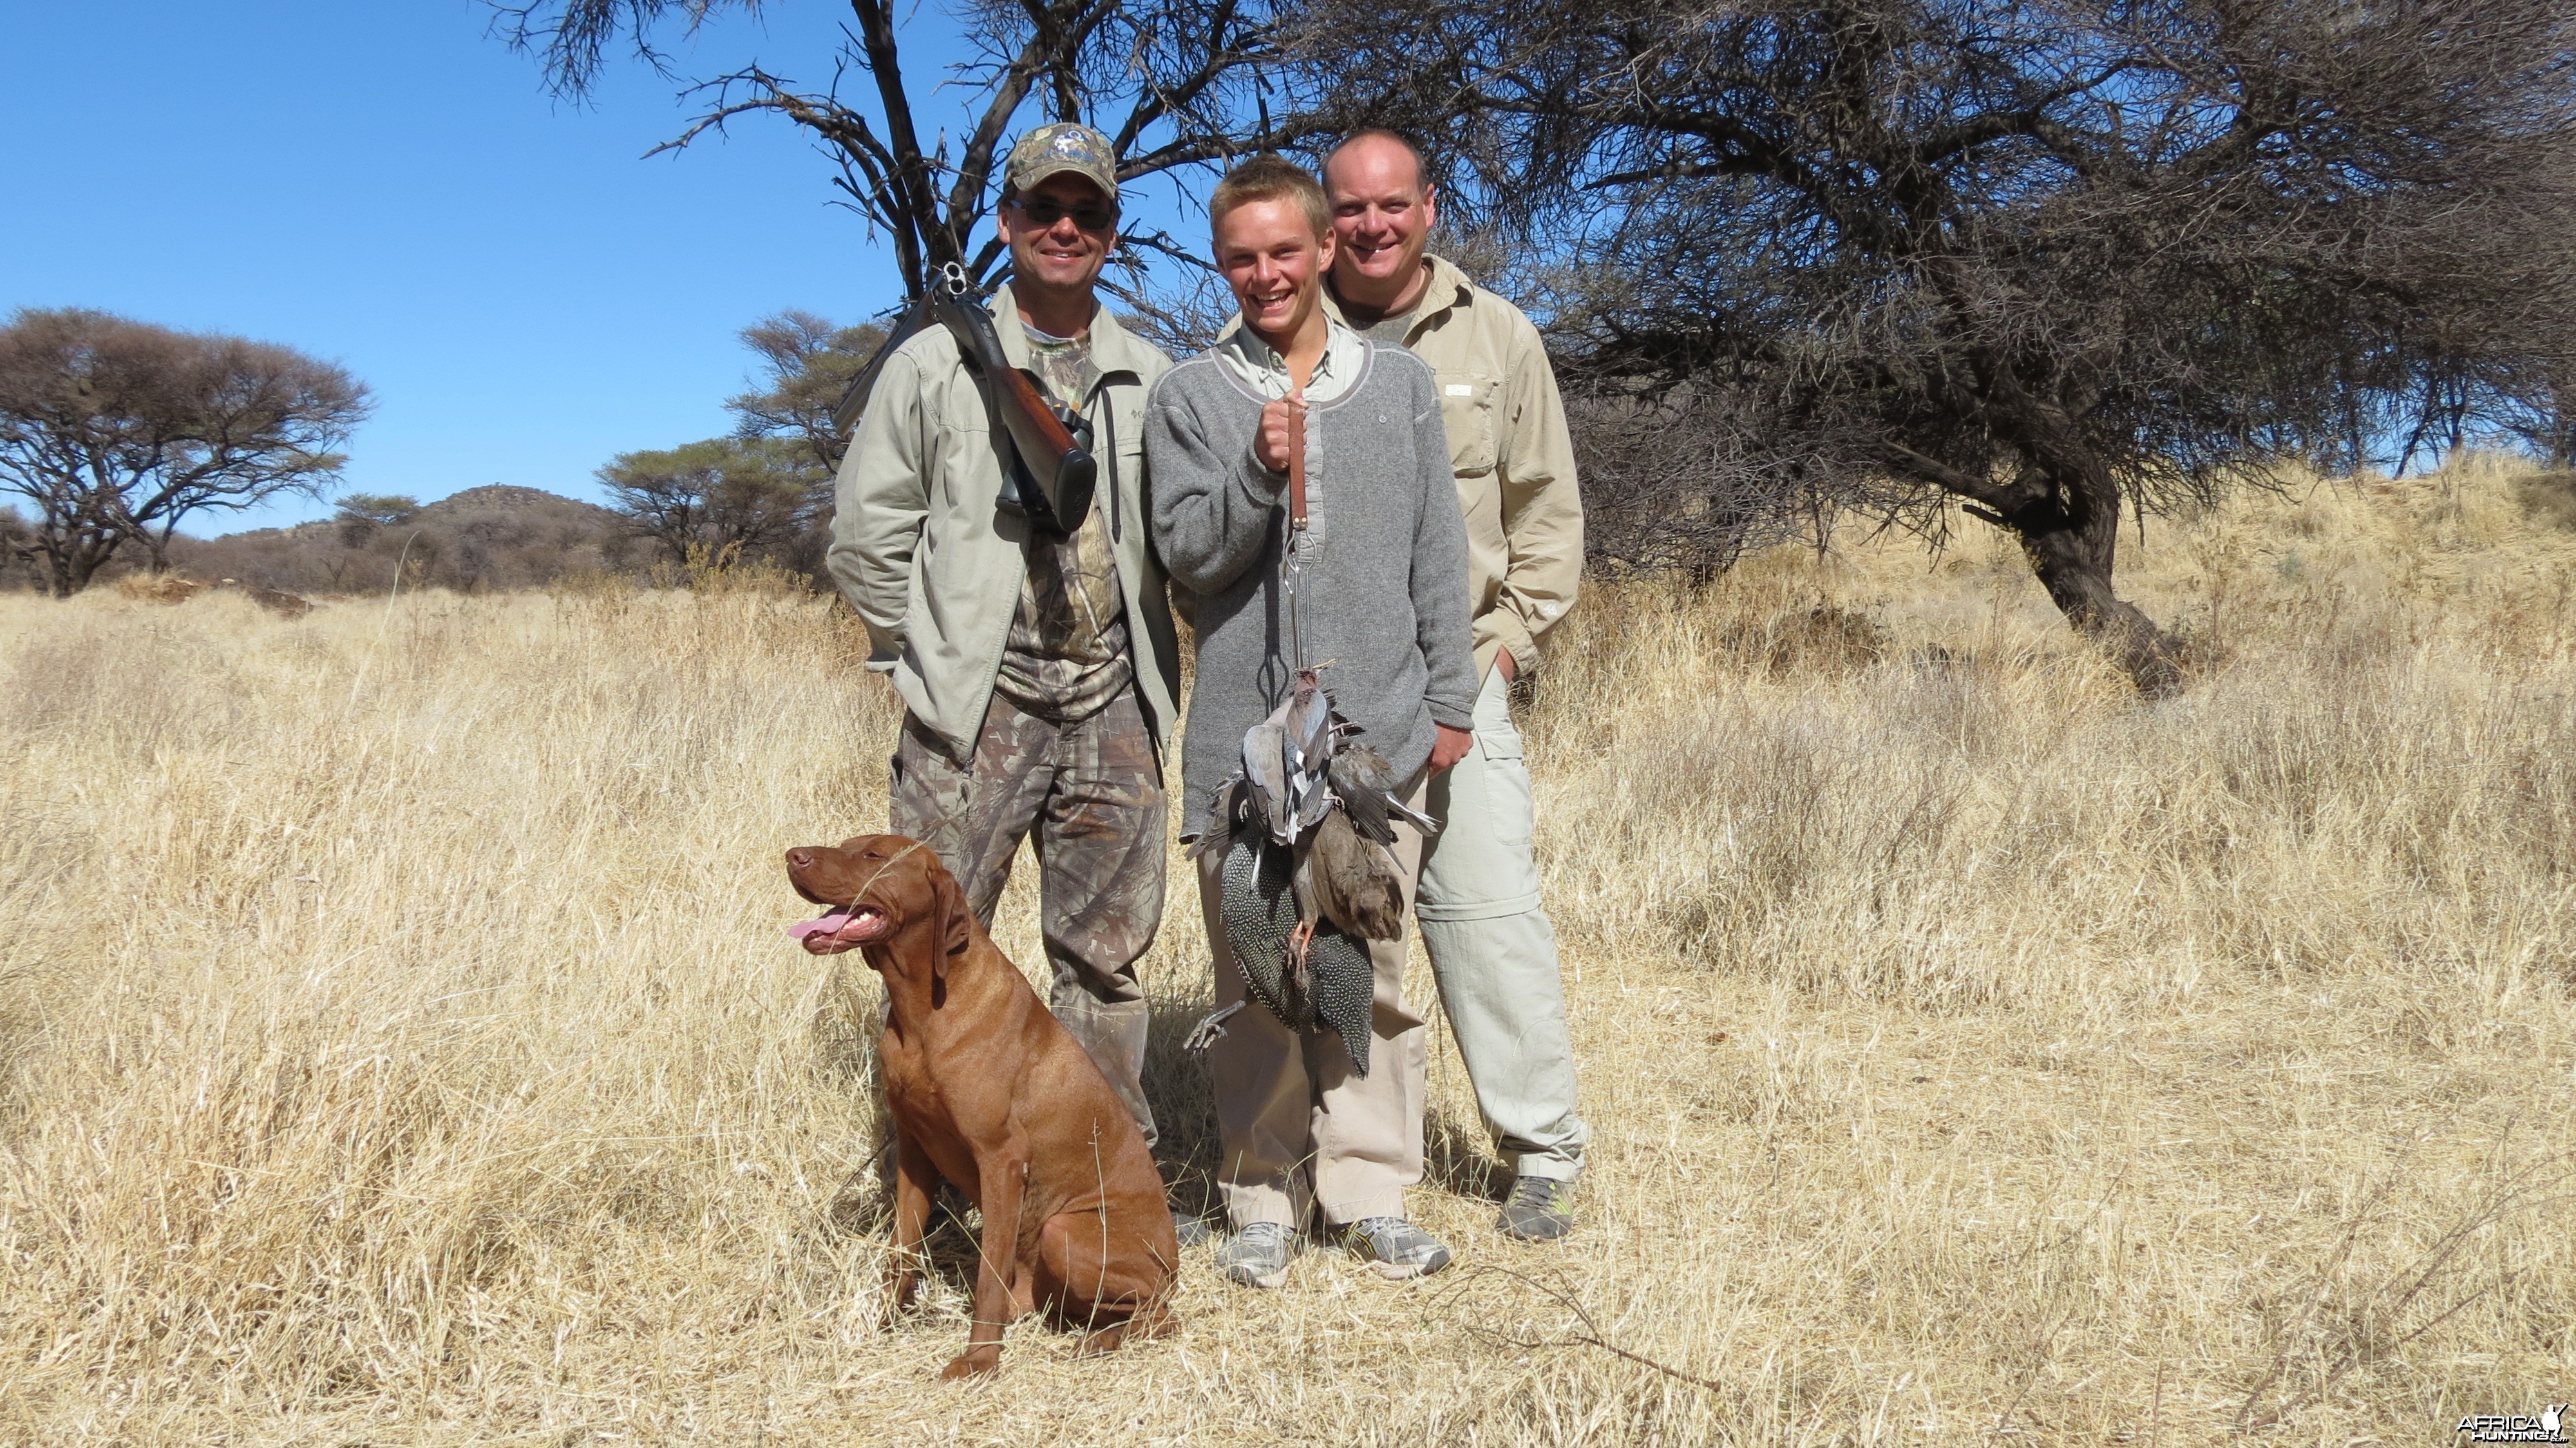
[1209,154,1329,242]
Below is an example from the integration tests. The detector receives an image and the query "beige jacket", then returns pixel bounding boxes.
[1330,253,1584,680]
[826,285,1180,757]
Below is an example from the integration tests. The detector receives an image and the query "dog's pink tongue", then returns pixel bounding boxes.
[787,908,855,942]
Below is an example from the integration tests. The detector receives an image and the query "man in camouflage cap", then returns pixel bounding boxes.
[814,121,1197,1235]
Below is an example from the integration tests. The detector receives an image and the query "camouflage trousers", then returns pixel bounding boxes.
[888,683,1168,1143]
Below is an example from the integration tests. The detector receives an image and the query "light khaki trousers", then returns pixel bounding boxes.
[1416,666,1590,1180]
[1200,781,1430,1230]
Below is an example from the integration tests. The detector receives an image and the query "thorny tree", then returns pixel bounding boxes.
[495,0,1324,314]
[1300,0,2576,691]
[598,436,826,563]
[0,308,370,598]
[726,310,887,475]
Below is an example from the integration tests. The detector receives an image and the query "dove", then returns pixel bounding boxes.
[1239,721,1294,840]
[1280,666,1338,827]
[1241,667,1339,845]
[1188,774,1252,861]
[1296,807,1405,942]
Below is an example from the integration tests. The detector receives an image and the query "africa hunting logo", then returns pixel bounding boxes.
[2459,1404,2569,1444]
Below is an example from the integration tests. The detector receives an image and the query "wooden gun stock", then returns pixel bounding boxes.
[935,294,1096,533]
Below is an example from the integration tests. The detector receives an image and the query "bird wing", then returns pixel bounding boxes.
[1327,743,1441,841]
[1242,721,1294,842]
[1186,774,1249,860]
[1330,763,1397,846]
[1334,742,1398,794]
[1382,792,1442,837]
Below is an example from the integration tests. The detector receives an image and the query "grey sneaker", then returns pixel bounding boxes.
[1215,1221,1295,1288]
[1498,1175,1577,1242]
[1171,1208,1213,1249]
[1339,1216,1454,1280]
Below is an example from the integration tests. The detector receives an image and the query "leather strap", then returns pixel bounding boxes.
[1285,389,1309,533]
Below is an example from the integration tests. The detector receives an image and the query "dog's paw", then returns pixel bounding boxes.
[938,1347,1000,1380]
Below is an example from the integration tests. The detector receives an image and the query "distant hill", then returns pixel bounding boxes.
[163,486,639,595]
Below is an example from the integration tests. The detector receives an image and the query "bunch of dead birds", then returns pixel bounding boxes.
[1187,667,1434,1071]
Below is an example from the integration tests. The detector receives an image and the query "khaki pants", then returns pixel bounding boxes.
[1417,666,1589,1180]
[1199,779,1430,1230]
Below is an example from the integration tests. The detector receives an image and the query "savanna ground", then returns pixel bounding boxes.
[3,458,2573,1445]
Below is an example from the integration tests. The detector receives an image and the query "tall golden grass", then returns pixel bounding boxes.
[3,458,2571,1445]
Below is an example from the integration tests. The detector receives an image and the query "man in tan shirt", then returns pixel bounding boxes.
[1320,130,1592,1239]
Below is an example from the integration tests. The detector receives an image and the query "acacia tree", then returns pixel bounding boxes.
[0,504,32,590]
[494,0,1323,312]
[726,311,887,474]
[599,436,824,562]
[0,308,371,597]
[1302,0,2576,691]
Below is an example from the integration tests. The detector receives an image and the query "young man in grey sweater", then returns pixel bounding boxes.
[1147,155,1477,1288]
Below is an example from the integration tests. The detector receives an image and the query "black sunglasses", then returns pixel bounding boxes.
[1011,196,1119,231]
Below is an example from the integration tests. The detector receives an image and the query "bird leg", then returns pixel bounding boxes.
[1285,920,1314,996]
[1182,1000,1247,1053]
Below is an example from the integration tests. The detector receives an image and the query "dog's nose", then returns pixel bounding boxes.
[786,848,815,870]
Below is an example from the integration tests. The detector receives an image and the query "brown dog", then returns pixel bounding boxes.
[786,834,1177,1378]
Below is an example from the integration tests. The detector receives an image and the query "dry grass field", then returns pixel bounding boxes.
[3,457,2573,1445]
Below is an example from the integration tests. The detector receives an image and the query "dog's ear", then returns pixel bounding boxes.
[933,863,974,982]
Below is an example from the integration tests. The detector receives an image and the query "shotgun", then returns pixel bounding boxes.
[934,283,1096,534]
[826,263,1097,534]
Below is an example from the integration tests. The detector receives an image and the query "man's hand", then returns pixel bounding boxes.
[1497,645,1518,683]
[1256,393,1306,473]
[1430,721,1474,773]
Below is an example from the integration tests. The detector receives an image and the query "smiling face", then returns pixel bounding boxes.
[998,172,1116,301]
[1323,135,1436,303]
[1215,196,1336,349]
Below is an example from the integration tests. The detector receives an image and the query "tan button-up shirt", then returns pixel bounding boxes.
[1328,253,1584,681]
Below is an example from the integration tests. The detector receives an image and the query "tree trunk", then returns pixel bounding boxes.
[37,529,123,598]
[1972,466,2183,696]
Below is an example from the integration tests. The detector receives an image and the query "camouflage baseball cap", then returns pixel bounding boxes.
[1004,122,1119,204]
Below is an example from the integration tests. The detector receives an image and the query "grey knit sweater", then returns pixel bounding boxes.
[1147,339,1477,832]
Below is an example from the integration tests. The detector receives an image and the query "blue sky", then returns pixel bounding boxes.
[3,2,1130,533]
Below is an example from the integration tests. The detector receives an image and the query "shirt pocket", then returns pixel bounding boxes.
[1435,370,1501,478]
